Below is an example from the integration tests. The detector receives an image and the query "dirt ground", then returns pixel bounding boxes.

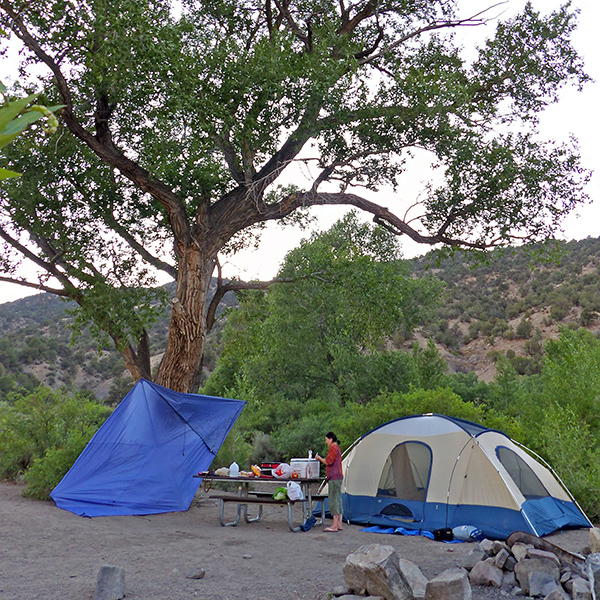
[0,481,592,600]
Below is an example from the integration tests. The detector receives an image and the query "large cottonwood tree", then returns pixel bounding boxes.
[0,0,590,392]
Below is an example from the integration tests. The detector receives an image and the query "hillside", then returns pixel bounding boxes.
[412,236,600,381]
[0,280,236,400]
[1,236,599,399]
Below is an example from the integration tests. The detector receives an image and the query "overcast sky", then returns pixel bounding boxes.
[1,0,598,304]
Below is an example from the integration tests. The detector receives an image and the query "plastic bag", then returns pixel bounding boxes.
[286,480,304,501]
[273,462,292,479]
[273,487,288,500]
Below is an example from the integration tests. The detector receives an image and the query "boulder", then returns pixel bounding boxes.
[586,553,600,600]
[343,544,413,600]
[95,565,125,600]
[529,571,558,597]
[425,567,471,600]
[572,577,593,600]
[512,542,533,563]
[528,548,562,568]
[544,587,571,600]
[514,558,560,594]
[399,558,428,600]
[501,570,518,593]
[589,529,600,554]
[504,555,517,572]
[468,560,503,588]
[492,541,510,556]
[494,548,510,570]
[462,549,485,571]
[480,539,495,556]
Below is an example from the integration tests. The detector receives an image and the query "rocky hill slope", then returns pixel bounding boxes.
[1,237,599,398]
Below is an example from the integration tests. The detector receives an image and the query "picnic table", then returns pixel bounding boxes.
[193,474,326,532]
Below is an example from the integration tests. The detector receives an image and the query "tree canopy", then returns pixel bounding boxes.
[0,0,591,392]
[204,213,442,403]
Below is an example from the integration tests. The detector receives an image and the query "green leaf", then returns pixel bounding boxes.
[0,94,38,132]
[0,167,21,180]
[0,111,46,136]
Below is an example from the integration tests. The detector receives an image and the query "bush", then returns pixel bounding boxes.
[515,318,533,339]
[22,431,91,499]
[0,386,111,497]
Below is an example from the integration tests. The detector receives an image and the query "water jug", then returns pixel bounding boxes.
[229,461,239,477]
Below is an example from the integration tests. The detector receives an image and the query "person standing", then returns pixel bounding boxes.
[316,432,343,532]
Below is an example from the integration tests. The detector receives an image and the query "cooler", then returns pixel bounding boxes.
[290,458,320,479]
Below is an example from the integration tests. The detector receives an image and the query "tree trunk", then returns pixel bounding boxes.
[154,248,214,393]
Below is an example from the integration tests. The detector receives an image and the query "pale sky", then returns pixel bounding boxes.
[1,0,599,304]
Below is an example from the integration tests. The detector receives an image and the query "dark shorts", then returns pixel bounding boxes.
[328,479,343,515]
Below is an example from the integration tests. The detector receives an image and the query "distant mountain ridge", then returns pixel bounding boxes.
[1,236,599,399]
[0,279,235,400]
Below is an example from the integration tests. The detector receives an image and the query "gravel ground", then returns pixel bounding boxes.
[0,481,592,600]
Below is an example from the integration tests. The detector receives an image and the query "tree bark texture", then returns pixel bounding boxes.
[155,248,214,393]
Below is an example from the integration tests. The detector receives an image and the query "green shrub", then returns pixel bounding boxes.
[0,386,111,497]
[515,318,533,339]
[22,430,91,499]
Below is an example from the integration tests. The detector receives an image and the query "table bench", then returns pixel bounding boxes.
[248,491,328,526]
[210,494,308,532]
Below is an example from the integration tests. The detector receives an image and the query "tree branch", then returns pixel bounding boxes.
[206,267,327,332]
[0,1,193,251]
[264,190,488,249]
[0,225,77,288]
[0,275,71,296]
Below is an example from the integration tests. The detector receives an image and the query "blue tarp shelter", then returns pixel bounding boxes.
[50,379,245,517]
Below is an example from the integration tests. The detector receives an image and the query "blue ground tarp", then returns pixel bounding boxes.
[50,379,245,517]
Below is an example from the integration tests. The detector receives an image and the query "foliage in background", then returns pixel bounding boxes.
[2,233,600,521]
[206,215,443,464]
[0,386,111,498]
[2,237,600,402]
[0,0,591,393]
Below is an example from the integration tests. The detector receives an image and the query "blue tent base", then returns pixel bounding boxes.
[50,379,245,517]
[360,525,465,543]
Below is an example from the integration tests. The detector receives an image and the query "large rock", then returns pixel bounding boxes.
[399,558,428,600]
[344,544,413,600]
[494,548,510,570]
[462,549,485,571]
[572,577,593,600]
[425,567,471,600]
[528,548,561,568]
[512,542,532,563]
[95,565,125,600]
[586,553,600,600]
[529,571,558,597]
[589,529,600,554]
[468,559,503,588]
[501,570,518,593]
[514,558,560,595]
[544,587,572,600]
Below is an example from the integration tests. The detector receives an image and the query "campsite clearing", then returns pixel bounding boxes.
[0,481,591,600]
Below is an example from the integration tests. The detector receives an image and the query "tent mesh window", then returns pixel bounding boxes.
[377,441,432,501]
[496,446,550,499]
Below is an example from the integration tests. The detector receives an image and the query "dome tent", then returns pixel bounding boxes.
[338,414,591,540]
[51,379,245,517]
